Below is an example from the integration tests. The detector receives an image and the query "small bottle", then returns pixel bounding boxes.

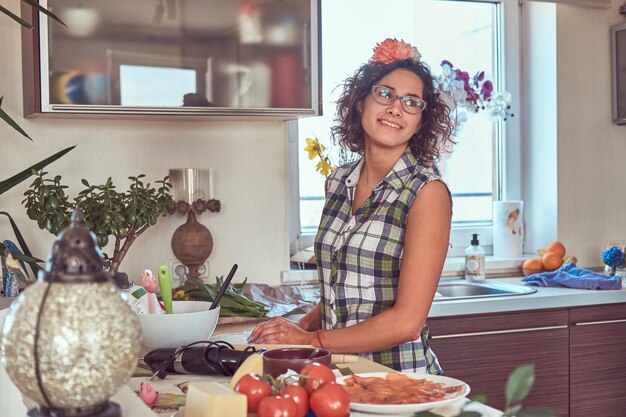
[465,234,485,280]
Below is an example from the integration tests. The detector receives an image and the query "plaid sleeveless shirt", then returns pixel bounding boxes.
[314,149,445,374]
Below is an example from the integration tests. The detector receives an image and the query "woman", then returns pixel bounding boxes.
[248,38,455,373]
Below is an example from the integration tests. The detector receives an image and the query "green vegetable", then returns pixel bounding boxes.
[176,276,268,318]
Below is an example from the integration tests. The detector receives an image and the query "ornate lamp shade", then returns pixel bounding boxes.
[0,210,141,417]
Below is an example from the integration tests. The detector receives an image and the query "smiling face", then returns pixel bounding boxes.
[360,68,425,155]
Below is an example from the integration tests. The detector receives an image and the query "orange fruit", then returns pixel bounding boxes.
[545,241,566,258]
[541,251,563,271]
[522,257,543,271]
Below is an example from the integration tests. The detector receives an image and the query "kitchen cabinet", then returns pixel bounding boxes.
[570,303,626,417]
[21,0,320,118]
[428,309,570,414]
[428,301,626,416]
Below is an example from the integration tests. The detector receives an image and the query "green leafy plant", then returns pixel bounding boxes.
[175,276,268,318]
[22,171,175,276]
[414,364,557,417]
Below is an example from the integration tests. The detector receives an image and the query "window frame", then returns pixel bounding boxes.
[288,0,522,261]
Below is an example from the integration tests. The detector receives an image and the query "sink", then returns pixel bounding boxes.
[434,279,536,301]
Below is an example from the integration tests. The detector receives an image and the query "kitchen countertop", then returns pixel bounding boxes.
[2,275,625,317]
[429,276,626,317]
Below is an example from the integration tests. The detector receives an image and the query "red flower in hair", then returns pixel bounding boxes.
[370,38,416,64]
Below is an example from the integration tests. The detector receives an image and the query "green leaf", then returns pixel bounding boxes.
[506,364,535,405]
[457,412,482,417]
[0,99,32,140]
[0,4,33,28]
[11,252,44,271]
[518,407,559,417]
[413,412,439,417]
[504,404,523,417]
[21,0,67,27]
[0,146,75,195]
[468,394,487,404]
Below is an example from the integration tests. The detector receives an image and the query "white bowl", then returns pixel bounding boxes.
[137,301,220,349]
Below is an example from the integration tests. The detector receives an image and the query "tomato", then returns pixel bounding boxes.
[257,394,298,417]
[309,382,350,417]
[280,383,309,417]
[300,362,336,394]
[233,373,271,413]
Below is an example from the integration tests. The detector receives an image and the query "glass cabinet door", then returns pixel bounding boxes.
[24,0,320,117]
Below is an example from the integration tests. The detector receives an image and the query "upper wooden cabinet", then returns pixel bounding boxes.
[22,0,320,118]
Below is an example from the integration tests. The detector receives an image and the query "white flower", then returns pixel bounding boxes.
[410,47,422,63]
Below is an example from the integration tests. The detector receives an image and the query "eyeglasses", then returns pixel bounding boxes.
[370,85,427,114]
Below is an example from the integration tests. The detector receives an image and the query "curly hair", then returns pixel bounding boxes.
[331,59,455,166]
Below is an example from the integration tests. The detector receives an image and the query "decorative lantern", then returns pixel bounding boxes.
[1,209,141,417]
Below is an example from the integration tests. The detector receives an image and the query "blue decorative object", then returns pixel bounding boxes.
[1,248,21,297]
[601,246,625,276]
[3,239,28,278]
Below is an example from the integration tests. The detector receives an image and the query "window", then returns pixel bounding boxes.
[119,65,197,106]
[293,0,520,258]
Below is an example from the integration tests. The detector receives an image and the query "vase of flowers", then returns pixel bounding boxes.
[602,245,626,278]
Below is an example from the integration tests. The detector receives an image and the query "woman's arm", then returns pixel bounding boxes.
[247,302,321,344]
[297,302,321,331]
[248,181,451,352]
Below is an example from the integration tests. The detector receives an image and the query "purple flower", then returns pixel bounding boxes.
[473,71,485,88]
[441,60,454,68]
[455,69,470,82]
[481,80,493,100]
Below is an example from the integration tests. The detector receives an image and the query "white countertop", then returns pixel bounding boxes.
[428,276,626,317]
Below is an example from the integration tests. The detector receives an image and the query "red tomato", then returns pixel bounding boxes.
[280,383,309,417]
[309,382,350,417]
[233,373,271,413]
[257,394,298,417]
[300,362,336,394]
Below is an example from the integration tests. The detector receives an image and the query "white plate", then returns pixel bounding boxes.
[336,372,470,415]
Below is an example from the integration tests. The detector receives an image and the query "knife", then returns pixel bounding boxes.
[157,264,173,314]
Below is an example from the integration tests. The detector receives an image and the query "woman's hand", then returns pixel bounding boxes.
[248,317,315,345]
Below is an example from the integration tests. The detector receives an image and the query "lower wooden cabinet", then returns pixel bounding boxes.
[428,303,626,417]
[428,310,570,414]
[570,304,626,417]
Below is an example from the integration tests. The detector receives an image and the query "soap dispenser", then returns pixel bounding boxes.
[465,233,485,280]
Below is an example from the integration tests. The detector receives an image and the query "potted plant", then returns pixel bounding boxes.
[22,171,174,276]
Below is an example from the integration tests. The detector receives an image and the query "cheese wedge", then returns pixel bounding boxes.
[229,352,263,389]
[184,382,246,417]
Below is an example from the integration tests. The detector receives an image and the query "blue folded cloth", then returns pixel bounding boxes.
[522,262,622,290]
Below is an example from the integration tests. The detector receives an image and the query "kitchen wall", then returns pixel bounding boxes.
[1,0,626,286]
[555,2,626,268]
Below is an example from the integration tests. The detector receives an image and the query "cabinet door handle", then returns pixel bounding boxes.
[573,318,626,326]
[430,325,568,340]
